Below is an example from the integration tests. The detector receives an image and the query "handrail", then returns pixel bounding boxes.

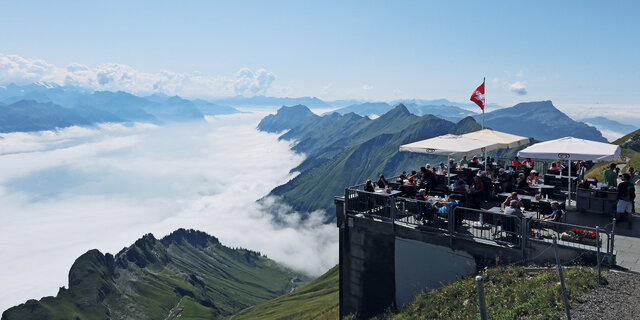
[344,186,615,265]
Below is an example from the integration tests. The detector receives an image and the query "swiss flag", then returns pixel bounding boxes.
[470,81,485,110]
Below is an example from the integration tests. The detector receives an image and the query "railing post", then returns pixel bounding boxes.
[610,218,616,266]
[449,206,454,248]
[553,235,572,320]
[476,276,488,320]
[390,197,396,232]
[596,226,602,284]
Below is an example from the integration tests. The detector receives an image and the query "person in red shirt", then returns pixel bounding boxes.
[511,156,522,168]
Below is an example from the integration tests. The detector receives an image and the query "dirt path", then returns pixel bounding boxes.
[572,270,640,320]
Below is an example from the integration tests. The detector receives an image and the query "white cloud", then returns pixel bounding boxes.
[363,84,373,91]
[0,113,337,312]
[0,53,275,98]
[508,81,527,95]
[516,71,524,77]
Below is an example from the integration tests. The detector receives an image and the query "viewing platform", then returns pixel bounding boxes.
[334,177,638,319]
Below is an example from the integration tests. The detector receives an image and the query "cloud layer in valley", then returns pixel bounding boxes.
[0,113,337,312]
[0,53,275,98]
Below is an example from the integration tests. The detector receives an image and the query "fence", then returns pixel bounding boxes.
[344,185,615,265]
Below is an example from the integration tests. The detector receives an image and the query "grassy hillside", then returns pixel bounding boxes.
[613,128,640,153]
[2,229,307,320]
[374,266,599,320]
[232,265,339,320]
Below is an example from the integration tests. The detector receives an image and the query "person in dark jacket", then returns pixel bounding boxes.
[364,179,375,192]
[617,173,636,229]
[377,174,388,189]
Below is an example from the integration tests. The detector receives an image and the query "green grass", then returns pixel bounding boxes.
[373,266,599,320]
[231,265,339,320]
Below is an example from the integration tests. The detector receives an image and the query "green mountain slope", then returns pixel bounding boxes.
[613,128,640,153]
[2,229,308,320]
[232,265,338,320]
[270,114,482,213]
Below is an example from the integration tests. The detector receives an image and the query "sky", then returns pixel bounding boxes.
[0,113,339,312]
[1,1,639,108]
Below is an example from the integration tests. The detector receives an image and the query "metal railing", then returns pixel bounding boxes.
[527,218,614,263]
[344,185,616,265]
[452,206,524,249]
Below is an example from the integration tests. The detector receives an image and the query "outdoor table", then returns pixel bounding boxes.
[528,184,555,196]
[374,189,402,196]
[487,206,536,219]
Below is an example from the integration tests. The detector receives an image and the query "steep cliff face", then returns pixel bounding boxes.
[2,229,307,320]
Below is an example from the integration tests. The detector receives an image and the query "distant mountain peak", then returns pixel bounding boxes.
[380,104,410,118]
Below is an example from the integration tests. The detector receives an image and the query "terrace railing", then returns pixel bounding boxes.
[344,185,616,265]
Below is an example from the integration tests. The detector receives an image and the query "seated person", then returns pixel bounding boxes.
[415,189,427,201]
[436,162,448,175]
[504,199,524,218]
[421,166,437,190]
[522,157,534,168]
[460,155,469,166]
[364,179,375,192]
[469,157,480,167]
[515,172,528,190]
[377,174,389,189]
[527,170,539,185]
[542,201,563,221]
[502,192,523,208]
[549,162,562,171]
[511,156,522,169]
[434,197,459,217]
[448,158,457,170]
[453,176,468,192]
[469,176,485,208]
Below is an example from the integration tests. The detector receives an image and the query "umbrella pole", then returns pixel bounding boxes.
[568,161,572,206]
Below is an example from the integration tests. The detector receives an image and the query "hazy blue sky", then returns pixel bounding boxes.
[0,1,638,106]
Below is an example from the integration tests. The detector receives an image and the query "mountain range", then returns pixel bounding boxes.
[473,101,607,142]
[331,101,479,122]
[258,104,482,213]
[2,229,307,320]
[0,83,239,133]
[581,116,639,141]
[257,100,608,214]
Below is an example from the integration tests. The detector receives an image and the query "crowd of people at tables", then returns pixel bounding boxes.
[362,155,582,221]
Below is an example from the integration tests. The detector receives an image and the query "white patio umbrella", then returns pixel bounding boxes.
[399,134,500,156]
[518,136,622,203]
[460,129,530,170]
[399,134,500,185]
[460,129,530,149]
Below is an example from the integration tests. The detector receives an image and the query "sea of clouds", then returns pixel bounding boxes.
[0,53,275,97]
[0,112,338,312]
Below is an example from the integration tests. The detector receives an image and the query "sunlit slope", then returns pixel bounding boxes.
[232,265,339,320]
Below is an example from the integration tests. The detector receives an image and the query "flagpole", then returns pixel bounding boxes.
[483,77,486,172]
[482,77,485,130]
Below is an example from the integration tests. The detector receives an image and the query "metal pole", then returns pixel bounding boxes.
[610,218,616,266]
[476,276,488,320]
[553,235,571,320]
[568,161,572,206]
[596,226,601,284]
